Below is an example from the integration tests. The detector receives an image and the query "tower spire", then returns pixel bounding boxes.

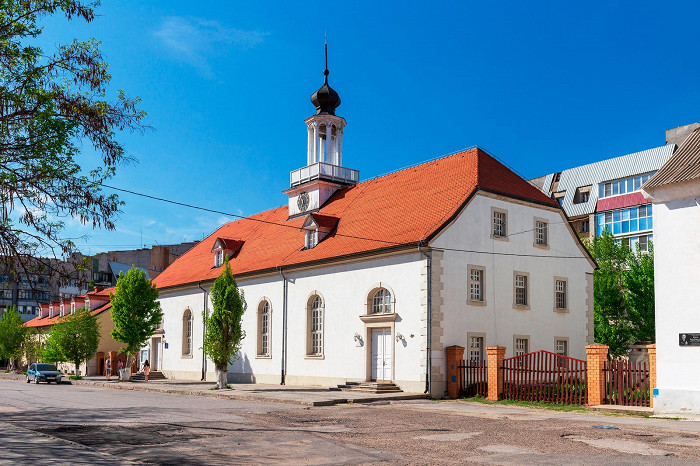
[324,35,329,83]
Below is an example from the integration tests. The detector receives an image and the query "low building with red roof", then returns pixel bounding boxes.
[152,61,596,396]
[23,287,133,376]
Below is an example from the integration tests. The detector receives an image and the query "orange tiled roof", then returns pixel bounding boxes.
[24,288,114,328]
[153,148,559,289]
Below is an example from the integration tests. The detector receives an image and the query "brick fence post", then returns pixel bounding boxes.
[486,346,506,401]
[585,344,609,406]
[647,343,656,408]
[445,345,465,399]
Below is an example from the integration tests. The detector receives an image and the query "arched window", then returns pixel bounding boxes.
[371,288,392,314]
[182,309,193,356]
[257,300,271,356]
[307,295,324,356]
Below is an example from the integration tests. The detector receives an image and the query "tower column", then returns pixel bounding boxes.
[337,126,343,167]
[325,122,332,164]
[307,124,314,165]
[312,121,319,163]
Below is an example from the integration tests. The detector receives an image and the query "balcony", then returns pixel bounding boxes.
[290,162,359,188]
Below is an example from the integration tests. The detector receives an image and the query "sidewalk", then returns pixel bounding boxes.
[0,372,428,406]
[0,421,136,465]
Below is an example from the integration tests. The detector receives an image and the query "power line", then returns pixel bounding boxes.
[99,183,591,260]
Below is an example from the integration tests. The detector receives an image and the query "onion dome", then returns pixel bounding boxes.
[310,44,341,115]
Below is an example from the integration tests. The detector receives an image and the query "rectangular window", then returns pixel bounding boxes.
[515,275,528,306]
[515,338,529,357]
[535,221,548,246]
[555,279,567,310]
[581,220,590,233]
[306,230,318,249]
[639,235,649,252]
[555,339,568,357]
[604,182,612,197]
[469,268,484,302]
[469,336,484,361]
[214,250,224,267]
[493,211,507,238]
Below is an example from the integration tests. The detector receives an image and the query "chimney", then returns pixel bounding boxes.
[666,123,700,147]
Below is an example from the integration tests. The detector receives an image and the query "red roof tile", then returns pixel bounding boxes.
[154,148,560,289]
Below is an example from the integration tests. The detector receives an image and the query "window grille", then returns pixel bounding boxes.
[214,250,224,267]
[555,280,567,309]
[493,211,506,237]
[259,301,270,355]
[469,336,484,361]
[515,275,528,306]
[555,339,568,357]
[535,221,548,245]
[515,338,529,356]
[469,269,483,302]
[183,310,193,356]
[371,288,392,314]
[310,296,323,355]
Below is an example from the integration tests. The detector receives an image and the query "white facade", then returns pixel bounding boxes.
[156,191,594,397]
[643,180,700,415]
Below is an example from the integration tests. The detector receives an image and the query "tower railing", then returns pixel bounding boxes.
[290,162,359,187]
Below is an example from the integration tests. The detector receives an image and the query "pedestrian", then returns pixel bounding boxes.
[117,359,124,382]
[143,359,150,382]
[105,357,111,381]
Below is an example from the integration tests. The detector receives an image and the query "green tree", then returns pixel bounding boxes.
[43,307,100,376]
[203,258,246,389]
[0,1,146,278]
[625,243,655,343]
[21,328,45,364]
[109,268,162,379]
[0,306,26,370]
[588,230,655,357]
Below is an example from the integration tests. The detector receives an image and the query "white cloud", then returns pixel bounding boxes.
[154,16,266,78]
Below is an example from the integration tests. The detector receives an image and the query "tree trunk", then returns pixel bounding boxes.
[75,361,80,377]
[124,353,133,381]
[216,364,228,389]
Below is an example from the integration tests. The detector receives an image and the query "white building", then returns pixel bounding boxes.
[642,127,700,415]
[152,56,596,397]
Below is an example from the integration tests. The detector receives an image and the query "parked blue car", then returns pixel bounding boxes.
[26,363,62,384]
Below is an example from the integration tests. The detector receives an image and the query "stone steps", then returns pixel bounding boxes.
[131,371,166,381]
[335,381,403,393]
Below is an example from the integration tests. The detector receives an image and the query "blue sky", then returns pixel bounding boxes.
[40,1,700,254]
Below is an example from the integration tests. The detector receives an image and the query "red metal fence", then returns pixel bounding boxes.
[458,359,488,397]
[603,359,650,407]
[502,350,587,405]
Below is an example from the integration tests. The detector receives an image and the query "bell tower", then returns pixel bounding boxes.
[285,44,359,218]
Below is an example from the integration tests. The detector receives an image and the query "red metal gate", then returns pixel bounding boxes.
[458,359,488,397]
[502,350,587,405]
[603,359,650,407]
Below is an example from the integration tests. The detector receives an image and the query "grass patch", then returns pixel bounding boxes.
[461,395,587,412]
[208,384,233,391]
[69,375,82,380]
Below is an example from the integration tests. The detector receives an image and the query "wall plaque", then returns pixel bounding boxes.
[679,333,700,346]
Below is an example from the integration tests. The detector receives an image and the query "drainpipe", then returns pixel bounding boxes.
[418,243,432,395]
[278,268,288,385]
[198,281,208,381]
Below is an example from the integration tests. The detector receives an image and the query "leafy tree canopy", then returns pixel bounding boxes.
[110,267,162,357]
[588,230,655,357]
[0,306,26,366]
[0,0,146,279]
[203,258,246,388]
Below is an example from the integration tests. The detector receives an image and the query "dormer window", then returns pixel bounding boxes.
[301,213,338,250]
[59,302,65,317]
[85,297,90,310]
[211,237,244,268]
[70,300,76,314]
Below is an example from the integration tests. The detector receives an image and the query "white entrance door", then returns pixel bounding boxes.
[371,328,392,382]
[152,338,161,371]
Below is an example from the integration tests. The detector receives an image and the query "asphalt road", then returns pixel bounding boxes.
[1,379,700,465]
